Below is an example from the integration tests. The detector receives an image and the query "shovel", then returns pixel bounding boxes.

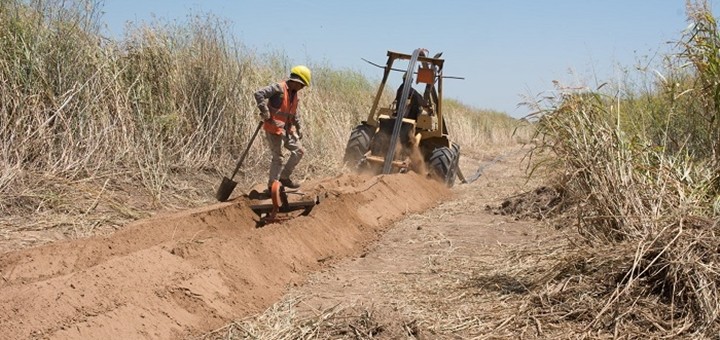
[216,121,264,202]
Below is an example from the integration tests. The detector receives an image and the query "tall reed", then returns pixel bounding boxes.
[0,0,520,236]
[524,1,720,336]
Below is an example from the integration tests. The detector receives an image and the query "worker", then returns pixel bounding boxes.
[254,65,311,190]
[394,81,430,120]
[394,49,432,120]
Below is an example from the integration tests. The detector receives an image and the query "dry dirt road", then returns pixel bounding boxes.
[208,144,555,339]
[0,144,549,339]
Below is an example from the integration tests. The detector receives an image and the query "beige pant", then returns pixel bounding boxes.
[266,131,304,186]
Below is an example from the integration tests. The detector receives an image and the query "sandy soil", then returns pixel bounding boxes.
[0,166,451,339]
[0,144,546,339]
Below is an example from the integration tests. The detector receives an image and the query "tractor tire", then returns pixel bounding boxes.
[448,142,461,187]
[343,124,375,167]
[429,143,460,187]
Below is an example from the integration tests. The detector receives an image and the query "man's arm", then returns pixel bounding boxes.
[293,110,302,131]
[253,83,283,120]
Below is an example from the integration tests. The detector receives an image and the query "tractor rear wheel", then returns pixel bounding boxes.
[343,124,375,167]
[429,143,460,187]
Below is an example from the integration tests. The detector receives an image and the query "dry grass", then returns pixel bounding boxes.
[519,87,720,337]
[445,98,534,150]
[0,0,522,247]
[197,297,410,340]
[515,2,720,334]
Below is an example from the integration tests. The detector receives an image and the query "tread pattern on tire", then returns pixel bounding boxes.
[429,143,460,187]
[343,124,375,166]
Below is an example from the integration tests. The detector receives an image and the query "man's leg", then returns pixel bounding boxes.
[266,132,284,188]
[279,133,304,187]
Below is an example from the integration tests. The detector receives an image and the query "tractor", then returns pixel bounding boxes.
[343,48,464,187]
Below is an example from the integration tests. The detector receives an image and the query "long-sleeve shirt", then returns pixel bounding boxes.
[254,82,302,130]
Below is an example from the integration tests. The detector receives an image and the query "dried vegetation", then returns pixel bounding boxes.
[0,0,522,246]
[514,1,720,337]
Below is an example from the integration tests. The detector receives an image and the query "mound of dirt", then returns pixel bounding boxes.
[488,186,564,220]
[0,172,448,340]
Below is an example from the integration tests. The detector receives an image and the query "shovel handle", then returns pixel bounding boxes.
[229,121,264,179]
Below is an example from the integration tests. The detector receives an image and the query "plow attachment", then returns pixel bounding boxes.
[248,180,320,226]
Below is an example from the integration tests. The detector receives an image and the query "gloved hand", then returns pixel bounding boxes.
[260,111,271,121]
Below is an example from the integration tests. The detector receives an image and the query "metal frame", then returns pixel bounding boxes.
[366,49,446,137]
[249,181,319,226]
[381,49,422,174]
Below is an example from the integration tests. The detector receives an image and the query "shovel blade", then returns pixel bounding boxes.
[216,176,238,202]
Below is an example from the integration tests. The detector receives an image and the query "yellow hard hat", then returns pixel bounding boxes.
[290,65,311,87]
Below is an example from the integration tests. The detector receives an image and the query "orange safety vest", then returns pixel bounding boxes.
[263,81,299,135]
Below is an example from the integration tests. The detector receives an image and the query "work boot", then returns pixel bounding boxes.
[279,178,300,189]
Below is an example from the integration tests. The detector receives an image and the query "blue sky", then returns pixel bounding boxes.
[99,1,714,118]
